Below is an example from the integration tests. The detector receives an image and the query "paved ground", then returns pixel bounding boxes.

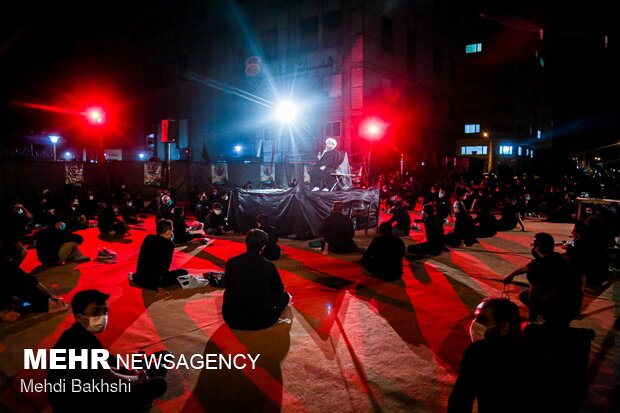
[0,212,616,412]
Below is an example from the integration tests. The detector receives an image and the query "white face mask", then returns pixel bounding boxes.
[84,315,108,333]
[89,196,94,200]
[214,210,222,215]
[17,209,24,214]
[469,320,487,342]
[127,202,132,207]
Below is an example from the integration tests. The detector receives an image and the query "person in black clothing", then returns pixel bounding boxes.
[386,199,411,236]
[120,199,142,225]
[257,214,281,260]
[436,188,451,221]
[0,241,69,321]
[98,203,129,236]
[407,204,447,258]
[172,207,206,244]
[5,202,33,244]
[361,222,405,281]
[48,290,167,412]
[523,294,595,413]
[156,195,174,221]
[320,201,357,254]
[444,201,478,247]
[34,215,89,266]
[131,220,188,299]
[195,192,210,223]
[474,203,498,238]
[82,191,100,221]
[204,203,231,235]
[310,138,341,191]
[222,229,290,330]
[448,298,528,413]
[63,198,88,231]
[504,232,583,322]
[497,196,526,232]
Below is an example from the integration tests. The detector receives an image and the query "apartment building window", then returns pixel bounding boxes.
[322,10,342,48]
[300,17,319,53]
[465,43,482,53]
[461,146,487,155]
[433,47,442,77]
[499,145,513,155]
[518,147,523,156]
[539,57,544,67]
[382,17,393,52]
[530,149,534,158]
[324,121,341,138]
[464,124,480,133]
[537,129,542,139]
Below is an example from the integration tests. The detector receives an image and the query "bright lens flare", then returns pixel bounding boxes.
[275,101,298,123]
[85,107,105,125]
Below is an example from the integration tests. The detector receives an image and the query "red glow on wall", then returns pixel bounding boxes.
[360,117,388,140]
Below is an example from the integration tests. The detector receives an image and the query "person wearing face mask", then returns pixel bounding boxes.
[48,290,168,411]
[63,198,88,231]
[204,202,232,236]
[120,199,142,225]
[6,202,34,244]
[504,232,583,322]
[131,219,189,299]
[195,192,210,223]
[156,194,174,222]
[82,191,100,221]
[406,204,447,258]
[256,214,280,260]
[172,207,208,244]
[34,215,89,266]
[444,200,478,248]
[98,202,130,236]
[448,298,528,413]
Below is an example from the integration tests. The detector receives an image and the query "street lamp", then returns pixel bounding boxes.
[49,135,60,160]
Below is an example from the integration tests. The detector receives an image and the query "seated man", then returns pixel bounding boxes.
[120,199,142,225]
[386,199,411,237]
[98,202,130,236]
[222,229,290,330]
[444,201,478,247]
[172,207,206,244]
[63,198,88,231]
[504,232,583,322]
[498,196,526,232]
[448,298,529,413]
[204,202,231,236]
[0,241,69,321]
[361,222,405,281]
[407,204,447,258]
[320,201,357,254]
[257,214,281,260]
[156,195,174,221]
[34,215,90,266]
[131,219,188,299]
[48,290,167,411]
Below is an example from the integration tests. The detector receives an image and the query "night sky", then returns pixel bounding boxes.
[1,1,618,163]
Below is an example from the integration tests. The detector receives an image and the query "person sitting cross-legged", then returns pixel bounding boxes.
[320,201,357,255]
[48,290,168,411]
[361,222,405,281]
[407,204,448,258]
[222,229,291,330]
[98,202,130,236]
[172,207,207,244]
[204,202,232,236]
[34,215,90,266]
[131,219,188,299]
[386,199,411,237]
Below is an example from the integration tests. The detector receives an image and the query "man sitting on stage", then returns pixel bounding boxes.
[222,229,290,330]
[310,138,342,191]
[320,201,357,254]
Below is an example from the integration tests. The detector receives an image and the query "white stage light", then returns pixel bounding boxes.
[275,101,298,123]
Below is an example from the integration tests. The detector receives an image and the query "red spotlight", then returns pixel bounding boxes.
[360,117,387,140]
[85,107,105,125]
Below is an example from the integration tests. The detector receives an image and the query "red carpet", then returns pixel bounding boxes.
[0,214,614,412]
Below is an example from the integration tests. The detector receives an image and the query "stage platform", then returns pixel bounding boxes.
[0,212,616,412]
[229,185,380,240]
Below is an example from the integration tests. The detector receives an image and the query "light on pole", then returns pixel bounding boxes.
[49,135,60,160]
